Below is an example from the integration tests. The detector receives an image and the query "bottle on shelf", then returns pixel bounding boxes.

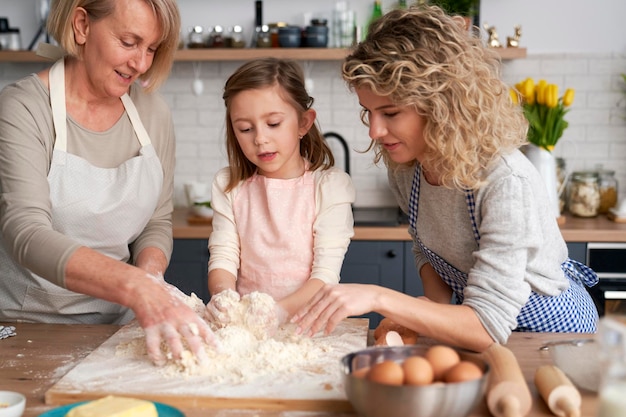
[397,0,407,8]
[595,165,618,214]
[365,0,383,38]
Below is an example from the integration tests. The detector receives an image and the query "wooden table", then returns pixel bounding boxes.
[0,323,599,417]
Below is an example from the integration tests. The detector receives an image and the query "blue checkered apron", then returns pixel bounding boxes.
[408,165,598,333]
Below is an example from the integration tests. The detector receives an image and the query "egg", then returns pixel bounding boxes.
[351,366,370,379]
[444,360,483,383]
[367,360,404,386]
[375,330,404,346]
[401,332,419,345]
[374,317,416,339]
[373,317,396,339]
[402,355,434,385]
[425,345,461,381]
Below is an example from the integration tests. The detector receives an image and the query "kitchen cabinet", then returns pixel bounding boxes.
[164,238,210,302]
[566,241,626,316]
[339,241,423,328]
[0,47,527,63]
[566,242,586,263]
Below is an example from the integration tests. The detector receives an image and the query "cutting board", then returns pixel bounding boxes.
[45,318,369,412]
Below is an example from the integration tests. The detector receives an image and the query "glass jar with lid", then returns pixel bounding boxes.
[556,157,567,214]
[187,25,206,48]
[597,168,618,214]
[568,171,600,217]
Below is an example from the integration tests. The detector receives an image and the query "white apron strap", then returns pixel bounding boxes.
[48,59,152,149]
[120,94,151,147]
[48,59,68,152]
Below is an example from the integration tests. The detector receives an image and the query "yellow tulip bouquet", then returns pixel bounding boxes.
[511,78,575,151]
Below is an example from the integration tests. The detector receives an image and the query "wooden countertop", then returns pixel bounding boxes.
[0,322,598,417]
[173,208,626,242]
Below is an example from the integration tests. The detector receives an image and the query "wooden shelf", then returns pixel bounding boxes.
[494,47,527,60]
[0,47,526,62]
[175,47,349,61]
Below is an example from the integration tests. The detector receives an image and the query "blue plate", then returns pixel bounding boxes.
[38,401,184,417]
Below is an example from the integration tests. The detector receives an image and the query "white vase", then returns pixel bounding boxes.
[521,144,560,218]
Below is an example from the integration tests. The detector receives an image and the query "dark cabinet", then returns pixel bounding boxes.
[164,239,210,302]
[566,242,586,263]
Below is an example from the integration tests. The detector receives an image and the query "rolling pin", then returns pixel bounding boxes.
[482,343,533,417]
[534,365,581,417]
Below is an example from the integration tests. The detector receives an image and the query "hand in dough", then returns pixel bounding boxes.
[244,292,288,338]
[206,289,241,327]
[140,274,217,367]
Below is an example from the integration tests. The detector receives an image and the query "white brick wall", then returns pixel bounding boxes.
[2,53,625,209]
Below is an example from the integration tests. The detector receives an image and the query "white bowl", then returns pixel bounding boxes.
[541,338,601,392]
[0,391,26,417]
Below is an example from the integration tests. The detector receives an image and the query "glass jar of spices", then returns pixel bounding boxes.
[556,157,567,214]
[568,171,600,217]
[597,168,618,214]
[187,26,206,48]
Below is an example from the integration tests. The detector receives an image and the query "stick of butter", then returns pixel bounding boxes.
[66,396,158,417]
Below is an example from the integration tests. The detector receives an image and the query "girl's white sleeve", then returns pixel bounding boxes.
[207,168,240,278]
[311,168,356,284]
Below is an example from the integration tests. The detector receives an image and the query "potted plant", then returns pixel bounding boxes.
[512,77,576,218]
[428,0,480,17]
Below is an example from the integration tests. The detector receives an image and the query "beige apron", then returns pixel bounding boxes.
[1,59,163,324]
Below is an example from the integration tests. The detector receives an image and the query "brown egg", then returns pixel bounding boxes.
[401,331,419,345]
[367,360,404,386]
[425,345,461,381]
[373,317,396,339]
[374,317,417,338]
[444,360,483,383]
[402,355,434,386]
[351,366,370,379]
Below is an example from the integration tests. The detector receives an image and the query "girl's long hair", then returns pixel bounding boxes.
[222,57,334,191]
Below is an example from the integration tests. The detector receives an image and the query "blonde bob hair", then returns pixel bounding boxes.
[343,5,528,190]
[46,0,180,91]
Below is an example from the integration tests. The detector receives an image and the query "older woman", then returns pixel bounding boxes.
[0,0,215,366]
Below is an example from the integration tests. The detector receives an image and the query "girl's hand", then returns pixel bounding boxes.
[291,283,378,336]
[206,288,241,326]
[131,274,217,367]
[245,298,288,338]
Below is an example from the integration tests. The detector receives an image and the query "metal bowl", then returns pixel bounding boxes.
[540,338,601,392]
[341,345,489,417]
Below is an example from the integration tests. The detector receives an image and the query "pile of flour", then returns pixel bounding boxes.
[116,292,335,385]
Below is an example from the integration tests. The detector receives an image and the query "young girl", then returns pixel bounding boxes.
[207,58,355,329]
[292,5,599,352]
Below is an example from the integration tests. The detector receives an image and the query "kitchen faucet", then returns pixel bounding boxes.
[323,132,350,175]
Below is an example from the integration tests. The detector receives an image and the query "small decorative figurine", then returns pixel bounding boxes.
[507,25,522,48]
[483,23,502,48]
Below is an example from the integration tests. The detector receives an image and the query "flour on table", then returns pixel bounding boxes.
[116,291,335,385]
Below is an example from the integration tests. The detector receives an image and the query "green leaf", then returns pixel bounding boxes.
[193,201,212,208]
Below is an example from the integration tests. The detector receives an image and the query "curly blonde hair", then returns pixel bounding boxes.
[343,5,528,190]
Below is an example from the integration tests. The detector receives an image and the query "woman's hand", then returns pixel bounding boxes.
[131,274,217,367]
[290,283,380,336]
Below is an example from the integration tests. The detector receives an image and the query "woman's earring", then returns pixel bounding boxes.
[299,135,303,140]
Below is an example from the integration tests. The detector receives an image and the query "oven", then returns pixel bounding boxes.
[586,242,626,315]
